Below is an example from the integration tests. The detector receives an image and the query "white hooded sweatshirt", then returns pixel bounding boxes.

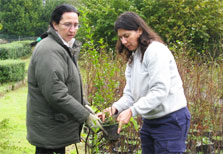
[113,41,187,119]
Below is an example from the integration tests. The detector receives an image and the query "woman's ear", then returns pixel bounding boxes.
[52,22,58,31]
[137,27,143,36]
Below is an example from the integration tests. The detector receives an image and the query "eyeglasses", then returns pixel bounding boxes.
[60,22,80,29]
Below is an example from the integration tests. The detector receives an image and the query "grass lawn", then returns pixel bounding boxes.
[0,85,35,154]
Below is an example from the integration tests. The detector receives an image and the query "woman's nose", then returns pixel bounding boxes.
[121,38,127,45]
[69,25,78,32]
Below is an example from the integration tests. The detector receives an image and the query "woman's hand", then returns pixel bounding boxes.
[117,108,132,134]
[97,106,117,122]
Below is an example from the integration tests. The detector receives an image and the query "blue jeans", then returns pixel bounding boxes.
[140,107,191,154]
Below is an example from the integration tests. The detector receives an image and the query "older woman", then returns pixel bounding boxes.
[27,4,102,154]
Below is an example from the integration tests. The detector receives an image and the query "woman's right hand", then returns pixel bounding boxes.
[97,106,117,122]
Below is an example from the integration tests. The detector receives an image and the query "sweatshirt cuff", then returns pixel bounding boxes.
[112,104,121,114]
[130,106,138,117]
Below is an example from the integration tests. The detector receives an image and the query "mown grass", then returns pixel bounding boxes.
[0,85,35,154]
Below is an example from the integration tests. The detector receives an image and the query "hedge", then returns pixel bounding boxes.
[0,60,25,83]
[0,40,32,60]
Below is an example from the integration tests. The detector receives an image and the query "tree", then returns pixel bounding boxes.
[0,0,69,36]
[0,0,43,36]
[77,0,223,58]
[140,0,223,57]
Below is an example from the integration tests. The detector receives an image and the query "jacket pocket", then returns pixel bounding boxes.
[54,113,69,122]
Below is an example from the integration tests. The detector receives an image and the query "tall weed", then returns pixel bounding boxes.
[173,45,223,153]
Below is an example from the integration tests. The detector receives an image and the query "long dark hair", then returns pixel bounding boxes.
[50,4,79,29]
[114,12,164,64]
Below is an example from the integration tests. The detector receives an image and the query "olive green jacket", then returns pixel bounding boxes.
[26,27,90,148]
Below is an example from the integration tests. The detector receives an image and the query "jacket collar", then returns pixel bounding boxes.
[47,27,65,47]
[47,27,82,60]
[55,31,75,48]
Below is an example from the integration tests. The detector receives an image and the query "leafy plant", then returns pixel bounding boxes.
[102,112,117,126]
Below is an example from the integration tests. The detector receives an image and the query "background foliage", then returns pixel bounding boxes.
[77,0,223,58]
[0,0,43,36]
[0,0,69,36]
[139,0,223,58]
[1,0,222,58]
[0,40,32,59]
[0,60,25,83]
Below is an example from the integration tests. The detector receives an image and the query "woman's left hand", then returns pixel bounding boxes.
[117,108,132,134]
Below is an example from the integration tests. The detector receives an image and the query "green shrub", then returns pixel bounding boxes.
[0,60,25,83]
[0,40,32,59]
[140,0,223,58]
[0,0,71,36]
[77,0,223,59]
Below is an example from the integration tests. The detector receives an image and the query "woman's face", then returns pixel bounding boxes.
[117,28,142,51]
[53,12,79,42]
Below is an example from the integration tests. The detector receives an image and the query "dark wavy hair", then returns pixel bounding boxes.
[114,12,164,64]
[50,4,79,29]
